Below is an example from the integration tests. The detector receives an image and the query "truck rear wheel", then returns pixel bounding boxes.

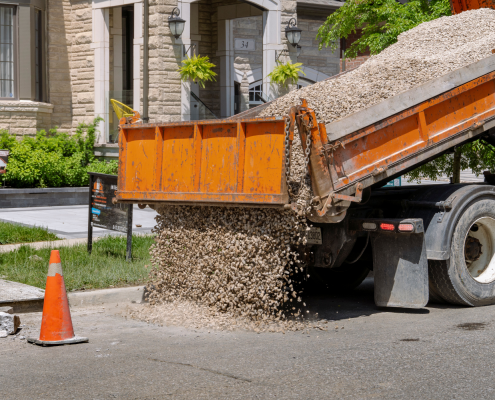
[429,199,495,306]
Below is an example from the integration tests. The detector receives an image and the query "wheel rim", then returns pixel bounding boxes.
[464,217,495,283]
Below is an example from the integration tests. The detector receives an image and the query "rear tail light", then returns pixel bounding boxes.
[380,223,395,231]
[398,223,414,232]
[362,222,377,231]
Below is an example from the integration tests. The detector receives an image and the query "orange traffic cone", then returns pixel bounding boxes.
[28,250,88,346]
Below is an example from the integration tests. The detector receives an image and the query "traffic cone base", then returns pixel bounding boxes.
[28,250,88,346]
[27,336,89,346]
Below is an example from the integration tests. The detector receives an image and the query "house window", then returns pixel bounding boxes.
[122,6,134,94]
[0,1,47,102]
[0,6,15,99]
[249,83,263,105]
[34,8,42,101]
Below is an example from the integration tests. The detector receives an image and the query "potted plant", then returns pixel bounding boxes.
[267,61,305,89]
[178,55,217,88]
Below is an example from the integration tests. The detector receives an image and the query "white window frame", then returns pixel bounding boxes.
[0,4,17,100]
[92,0,143,143]
[248,81,263,106]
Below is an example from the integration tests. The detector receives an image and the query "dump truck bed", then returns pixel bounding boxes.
[116,55,495,218]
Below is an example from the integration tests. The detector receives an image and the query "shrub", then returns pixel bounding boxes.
[0,117,117,188]
[178,55,217,88]
[268,61,305,88]
[87,159,119,175]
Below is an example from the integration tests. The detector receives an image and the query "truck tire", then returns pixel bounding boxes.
[429,198,495,306]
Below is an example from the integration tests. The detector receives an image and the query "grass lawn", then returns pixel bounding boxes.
[0,221,59,245]
[0,234,155,291]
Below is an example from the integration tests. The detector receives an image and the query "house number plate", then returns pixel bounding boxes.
[235,38,255,50]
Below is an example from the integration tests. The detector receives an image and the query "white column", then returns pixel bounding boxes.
[112,7,123,93]
[217,19,234,118]
[133,2,143,113]
[178,1,192,121]
[93,8,110,143]
[262,10,282,101]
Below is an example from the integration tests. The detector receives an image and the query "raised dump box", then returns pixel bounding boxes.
[116,116,290,207]
[116,55,495,222]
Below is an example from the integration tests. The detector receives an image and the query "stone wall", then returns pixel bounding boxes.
[67,0,95,129]
[0,102,53,136]
[47,0,94,132]
[144,0,182,123]
[297,9,340,79]
[232,15,262,112]
[195,0,217,116]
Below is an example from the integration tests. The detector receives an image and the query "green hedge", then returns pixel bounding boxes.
[0,118,118,188]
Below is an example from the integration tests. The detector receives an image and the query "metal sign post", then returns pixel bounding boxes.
[126,202,133,261]
[87,172,133,261]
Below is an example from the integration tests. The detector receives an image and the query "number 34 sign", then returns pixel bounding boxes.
[234,38,255,50]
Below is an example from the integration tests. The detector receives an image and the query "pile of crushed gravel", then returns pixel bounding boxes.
[260,9,495,128]
[135,10,495,332]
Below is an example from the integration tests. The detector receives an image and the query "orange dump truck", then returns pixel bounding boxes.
[115,51,495,309]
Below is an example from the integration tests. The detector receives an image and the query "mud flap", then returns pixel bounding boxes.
[370,220,429,309]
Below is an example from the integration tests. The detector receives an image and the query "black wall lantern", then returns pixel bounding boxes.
[168,7,186,39]
[285,18,302,47]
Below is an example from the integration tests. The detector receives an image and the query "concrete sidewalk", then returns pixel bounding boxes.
[0,205,158,239]
[0,279,45,312]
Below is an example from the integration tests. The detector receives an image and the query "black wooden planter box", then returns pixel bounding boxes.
[0,187,89,208]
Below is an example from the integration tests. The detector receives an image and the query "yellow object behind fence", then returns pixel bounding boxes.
[110,99,135,120]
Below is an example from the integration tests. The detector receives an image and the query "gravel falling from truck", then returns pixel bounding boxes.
[260,8,495,127]
[135,206,316,332]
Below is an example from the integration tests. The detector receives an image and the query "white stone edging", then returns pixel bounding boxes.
[0,101,54,114]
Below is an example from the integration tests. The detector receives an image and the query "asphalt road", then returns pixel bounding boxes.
[2,278,495,399]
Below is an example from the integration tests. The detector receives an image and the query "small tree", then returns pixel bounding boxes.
[315,0,495,183]
[178,55,217,88]
[268,61,305,89]
[407,141,495,183]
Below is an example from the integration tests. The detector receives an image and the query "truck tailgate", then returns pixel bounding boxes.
[116,117,290,206]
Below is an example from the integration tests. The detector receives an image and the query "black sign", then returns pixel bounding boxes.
[87,172,133,260]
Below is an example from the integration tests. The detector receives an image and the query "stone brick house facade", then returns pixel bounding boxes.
[0,0,343,142]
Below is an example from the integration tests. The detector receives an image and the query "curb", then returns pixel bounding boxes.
[68,286,147,308]
[1,285,147,313]
[0,298,44,314]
